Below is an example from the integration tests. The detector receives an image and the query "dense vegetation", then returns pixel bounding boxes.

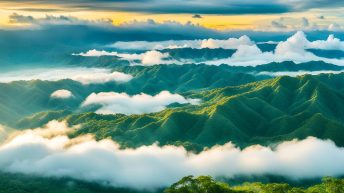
[1,64,344,192]
[13,73,344,151]
[0,64,265,125]
[165,176,344,193]
[1,172,342,193]
[0,172,154,193]
[1,62,342,126]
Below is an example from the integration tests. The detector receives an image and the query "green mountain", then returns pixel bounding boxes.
[0,65,266,125]
[3,65,344,149]
[22,73,342,150]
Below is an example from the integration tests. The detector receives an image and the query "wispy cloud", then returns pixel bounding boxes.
[255,70,344,77]
[110,35,254,50]
[8,13,113,27]
[0,68,133,84]
[74,50,173,65]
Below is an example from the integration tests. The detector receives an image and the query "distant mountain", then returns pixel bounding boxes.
[23,73,343,150]
[160,48,236,61]
[308,49,344,59]
[237,61,344,72]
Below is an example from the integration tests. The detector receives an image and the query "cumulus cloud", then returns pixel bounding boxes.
[200,35,254,49]
[296,31,344,50]
[82,91,200,115]
[82,31,344,67]
[110,35,254,50]
[205,31,344,66]
[50,89,74,99]
[140,50,171,66]
[1,121,344,190]
[0,67,133,84]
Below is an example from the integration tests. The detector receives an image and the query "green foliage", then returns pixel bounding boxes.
[165,176,344,193]
[0,64,266,126]
[0,172,154,193]
[164,176,240,193]
[2,66,344,150]
[59,73,344,149]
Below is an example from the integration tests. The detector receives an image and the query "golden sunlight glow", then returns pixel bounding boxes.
[0,2,342,30]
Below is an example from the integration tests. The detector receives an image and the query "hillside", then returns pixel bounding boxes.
[0,65,266,125]
[27,73,343,150]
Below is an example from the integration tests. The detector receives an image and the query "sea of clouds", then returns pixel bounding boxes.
[77,31,344,67]
[1,121,344,190]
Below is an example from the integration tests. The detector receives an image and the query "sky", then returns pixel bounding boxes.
[0,0,344,31]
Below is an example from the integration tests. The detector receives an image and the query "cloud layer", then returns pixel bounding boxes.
[75,50,173,65]
[9,13,113,27]
[110,35,254,50]
[1,121,344,190]
[0,68,133,84]
[255,70,344,77]
[89,31,344,66]
[82,91,200,115]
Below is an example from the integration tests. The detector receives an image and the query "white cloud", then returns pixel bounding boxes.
[309,34,344,50]
[280,31,344,51]
[110,40,200,50]
[140,50,171,66]
[75,50,172,66]
[205,45,275,66]
[78,32,344,67]
[200,35,254,49]
[82,91,200,115]
[50,89,74,99]
[0,67,133,84]
[1,121,344,190]
[205,31,344,66]
[110,36,254,50]
[255,70,344,77]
